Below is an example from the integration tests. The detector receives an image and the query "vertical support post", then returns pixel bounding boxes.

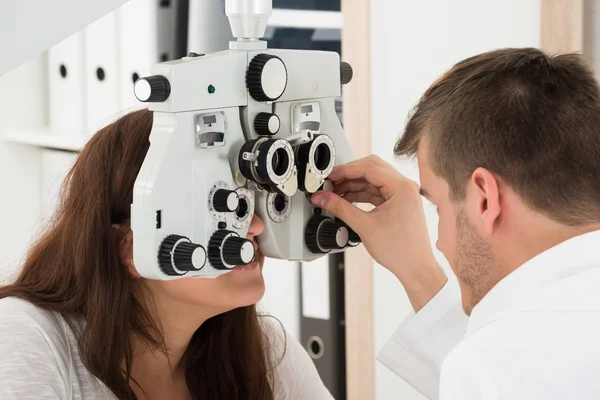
[341,0,375,399]
[541,0,584,53]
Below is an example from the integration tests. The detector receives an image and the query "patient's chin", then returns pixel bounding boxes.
[217,263,265,304]
[230,277,266,307]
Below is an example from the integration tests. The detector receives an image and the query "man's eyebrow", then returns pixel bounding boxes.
[419,188,429,198]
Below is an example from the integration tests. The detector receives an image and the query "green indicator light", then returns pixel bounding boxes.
[208,85,216,94]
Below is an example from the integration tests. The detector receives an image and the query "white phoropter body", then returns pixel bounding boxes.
[130,0,359,279]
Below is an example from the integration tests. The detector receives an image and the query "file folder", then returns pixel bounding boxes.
[47,32,86,137]
[117,0,180,111]
[188,0,232,54]
[300,252,347,399]
[84,10,121,133]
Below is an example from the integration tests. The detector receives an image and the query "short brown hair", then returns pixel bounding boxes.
[396,48,600,225]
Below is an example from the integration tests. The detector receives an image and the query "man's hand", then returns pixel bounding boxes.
[311,155,447,312]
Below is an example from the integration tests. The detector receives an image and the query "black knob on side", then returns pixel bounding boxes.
[208,230,254,270]
[318,220,349,250]
[134,75,171,102]
[173,241,206,271]
[254,112,281,136]
[223,236,255,266]
[246,54,288,102]
[158,235,190,276]
[212,189,239,213]
[305,215,331,254]
[340,62,353,85]
[347,227,362,247]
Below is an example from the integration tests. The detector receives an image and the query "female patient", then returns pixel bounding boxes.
[0,109,331,400]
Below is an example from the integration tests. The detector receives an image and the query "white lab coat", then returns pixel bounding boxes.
[378,229,600,399]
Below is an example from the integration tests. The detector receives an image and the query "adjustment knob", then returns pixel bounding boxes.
[223,236,255,266]
[254,112,280,136]
[246,54,288,102]
[347,227,362,247]
[134,75,171,102]
[208,230,255,270]
[318,220,349,250]
[340,62,353,85]
[173,242,206,271]
[212,189,239,213]
[305,215,331,254]
[158,235,206,276]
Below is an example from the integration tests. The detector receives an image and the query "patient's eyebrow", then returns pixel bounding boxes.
[419,188,429,198]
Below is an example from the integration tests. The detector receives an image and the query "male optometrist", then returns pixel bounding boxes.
[312,48,600,399]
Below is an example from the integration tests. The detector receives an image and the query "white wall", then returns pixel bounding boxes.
[0,56,48,283]
[370,1,541,398]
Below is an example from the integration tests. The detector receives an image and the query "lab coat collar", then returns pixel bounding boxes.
[467,229,600,335]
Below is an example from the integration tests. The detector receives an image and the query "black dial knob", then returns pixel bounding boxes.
[208,230,255,270]
[158,235,206,276]
[212,189,239,213]
[318,220,349,250]
[254,112,281,136]
[246,54,288,102]
[173,241,206,271]
[340,62,353,85]
[134,75,171,102]
[305,215,331,254]
[223,236,255,265]
[347,227,361,247]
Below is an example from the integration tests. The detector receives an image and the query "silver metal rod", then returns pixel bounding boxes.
[287,129,313,146]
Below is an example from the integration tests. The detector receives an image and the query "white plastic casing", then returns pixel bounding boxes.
[131,28,354,280]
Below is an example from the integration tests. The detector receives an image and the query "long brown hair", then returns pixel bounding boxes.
[0,109,276,399]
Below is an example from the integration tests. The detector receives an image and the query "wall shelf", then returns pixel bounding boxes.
[269,9,342,30]
[3,129,87,152]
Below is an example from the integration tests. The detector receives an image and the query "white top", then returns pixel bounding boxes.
[378,229,600,399]
[0,297,333,400]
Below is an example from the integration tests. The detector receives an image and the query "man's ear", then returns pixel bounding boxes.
[470,168,501,235]
[112,224,141,279]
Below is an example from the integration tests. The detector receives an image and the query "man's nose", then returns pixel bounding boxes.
[247,214,265,238]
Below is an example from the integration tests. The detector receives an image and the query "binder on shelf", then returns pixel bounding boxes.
[47,32,86,138]
[188,0,232,54]
[83,10,121,134]
[300,253,346,399]
[41,149,78,221]
[117,0,180,111]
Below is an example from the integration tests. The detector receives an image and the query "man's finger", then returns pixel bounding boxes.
[311,191,369,233]
[341,192,386,206]
[327,163,391,188]
[359,155,399,174]
[334,180,382,197]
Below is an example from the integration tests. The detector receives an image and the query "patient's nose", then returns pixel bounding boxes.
[247,214,265,238]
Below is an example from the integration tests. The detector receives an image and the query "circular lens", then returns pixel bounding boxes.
[271,148,290,177]
[236,198,249,218]
[274,194,287,213]
[314,143,332,171]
